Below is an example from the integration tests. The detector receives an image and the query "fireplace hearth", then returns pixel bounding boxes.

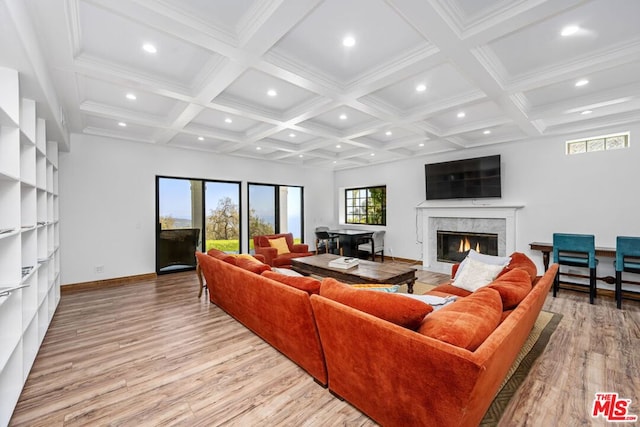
[437,230,498,263]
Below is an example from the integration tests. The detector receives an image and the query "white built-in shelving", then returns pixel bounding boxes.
[0,67,61,426]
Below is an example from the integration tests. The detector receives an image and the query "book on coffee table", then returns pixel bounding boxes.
[328,257,360,269]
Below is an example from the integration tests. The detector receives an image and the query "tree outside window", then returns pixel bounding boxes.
[345,186,386,225]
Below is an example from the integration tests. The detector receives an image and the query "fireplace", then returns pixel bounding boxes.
[416,203,524,273]
[437,230,499,263]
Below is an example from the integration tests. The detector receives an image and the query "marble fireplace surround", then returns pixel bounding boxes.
[417,203,525,273]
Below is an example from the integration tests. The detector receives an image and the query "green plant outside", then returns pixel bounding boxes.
[206,238,302,253]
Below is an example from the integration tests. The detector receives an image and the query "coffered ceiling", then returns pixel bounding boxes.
[9,0,640,168]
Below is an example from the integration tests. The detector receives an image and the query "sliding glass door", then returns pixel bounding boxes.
[248,183,303,250]
[156,176,240,273]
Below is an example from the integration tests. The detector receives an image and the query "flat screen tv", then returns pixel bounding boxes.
[425,155,501,200]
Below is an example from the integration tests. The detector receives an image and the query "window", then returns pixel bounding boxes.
[566,132,629,155]
[248,183,304,250]
[345,186,386,225]
[156,176,241,273]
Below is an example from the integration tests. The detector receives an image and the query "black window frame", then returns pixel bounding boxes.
[345,185,386,226]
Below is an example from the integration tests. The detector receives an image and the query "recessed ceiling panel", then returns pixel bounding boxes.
[159,0,257,34]
[271,0,427,83]
[216,69,318,114]
[83,116,157,140]
[80,76,185,117]
[190,107,262,133]
[365,63,479,114]
[455,124,525,146]
[304,106,378,131]
[486,0,640,78]
[427,101,506,132]
[79,1,219,85]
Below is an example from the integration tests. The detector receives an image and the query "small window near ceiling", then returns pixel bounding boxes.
[566,132,629,155]
[345,186,386,226]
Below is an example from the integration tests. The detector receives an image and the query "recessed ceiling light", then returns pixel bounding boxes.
[336,144,341,148]
[575,79,589,87]
[483,130,491,135]
[419,143,425,147]
[370,153,375,156]
[198,136,204,141]
[267,89,277,97]
[224,118,233,124]
[142,43,157,53]
[339,114,347,120]
[581,110,593,115]
[416,83,427,92]
[333,160,337,164]
[126,93,137,100]
[457,112,466,118]
[289,133,296,138]
[299,154,304,158]
[385,131,392,136]
[561,25,580,37]
[118,122,127,127]
[342,35,356,47]
[256,146,262,150]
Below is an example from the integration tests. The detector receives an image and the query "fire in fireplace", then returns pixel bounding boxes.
[437,230,498,263]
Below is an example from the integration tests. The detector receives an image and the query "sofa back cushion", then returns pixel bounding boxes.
[206,248,237,265]
[498,252,538,281]
[320,278,433,330]
[234,256,272,274]
[488,268,532,309]
[417,287,502,351]
[261,270,321,295]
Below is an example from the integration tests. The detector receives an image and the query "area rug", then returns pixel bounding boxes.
[405,282,562,426]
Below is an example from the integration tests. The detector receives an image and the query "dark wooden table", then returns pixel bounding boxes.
[291,253,417,293]
[529,242,616,272]
[328,229,374,257]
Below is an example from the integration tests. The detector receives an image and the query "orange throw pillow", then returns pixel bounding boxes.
[499,252,538,281]
[268,237,291,255]
[418,287,502,351]
[262,270,321,294]
[488,268,532,309]
[320,278,433,330]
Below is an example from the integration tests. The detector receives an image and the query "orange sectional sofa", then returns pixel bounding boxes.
[195,251,327,384]
[197,248,558,426]
[311,259,558,427]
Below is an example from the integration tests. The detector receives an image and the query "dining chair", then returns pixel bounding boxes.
[357,230,385,262]
[315,226,341,255]
[552,233,598,304]
[614,236,640,309]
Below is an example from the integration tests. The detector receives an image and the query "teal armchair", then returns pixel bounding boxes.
[615,236,640,309]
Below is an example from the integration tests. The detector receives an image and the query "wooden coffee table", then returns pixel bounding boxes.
[291,253,418,293]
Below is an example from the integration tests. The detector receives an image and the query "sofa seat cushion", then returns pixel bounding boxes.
[206,248,238,265]
[261,270,322,295]
[488,268,532,309]
[417,287,502,351]
[498,252,538,281]
[320,278,433,330]
[426,283,472,298]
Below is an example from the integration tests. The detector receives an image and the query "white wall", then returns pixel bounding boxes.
[334,124,640,273]
[59,134,334,285]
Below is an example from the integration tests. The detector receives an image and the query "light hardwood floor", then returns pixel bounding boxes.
[10,264,640,426]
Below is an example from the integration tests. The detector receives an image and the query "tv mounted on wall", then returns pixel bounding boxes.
[425,155,501,200]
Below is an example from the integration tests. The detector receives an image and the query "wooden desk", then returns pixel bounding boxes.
[529,242,616,272]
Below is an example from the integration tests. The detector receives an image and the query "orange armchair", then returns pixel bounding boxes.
[253,233,314,268]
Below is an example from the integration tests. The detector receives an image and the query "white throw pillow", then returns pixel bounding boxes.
[452,257,506,292]
[468,249,511,266]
